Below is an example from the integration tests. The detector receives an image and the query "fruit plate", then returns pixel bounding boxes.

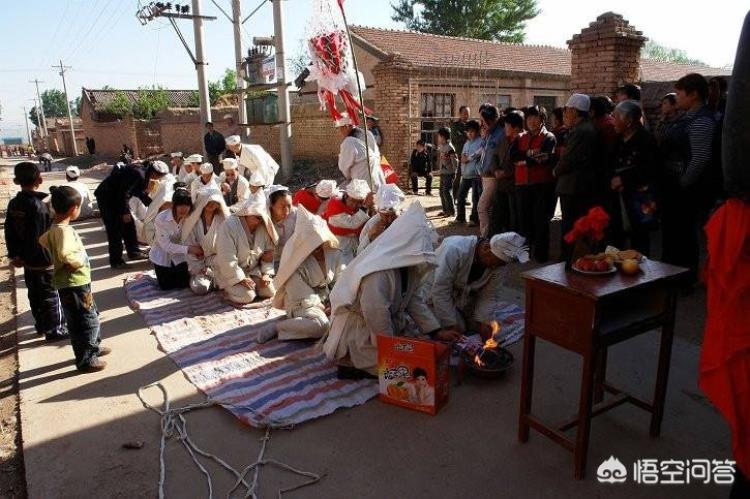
[572,265,617,275]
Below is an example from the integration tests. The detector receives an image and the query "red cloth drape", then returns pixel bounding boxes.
[700,199,750,476]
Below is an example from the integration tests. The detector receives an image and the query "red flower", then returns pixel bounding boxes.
[563,206,610,244]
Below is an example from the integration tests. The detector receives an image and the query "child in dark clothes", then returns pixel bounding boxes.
[5,162,68,341]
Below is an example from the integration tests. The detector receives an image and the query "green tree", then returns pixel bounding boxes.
[208,68,237,104]
[391,0,539,43]
[102,90,133,118]
[642,40,706,66]
[132,86,170,119]
[29,107,40,127]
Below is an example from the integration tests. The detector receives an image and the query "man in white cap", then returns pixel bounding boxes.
[292,179,338,216]
[224,135,279,187]
[214,198,279,305]
[169,152,183,176]
[258,206,344,343]
[322,203,461,378]
[430,232,529,333]
[204,121,226,174]
[218,158,251,212]
[553,93,601,262]
[321,178,374,264]
[335,112,385,190]
[179,154,202,185]
[65,166,95,219]
[190,163,219,202]
[358,184,406,253]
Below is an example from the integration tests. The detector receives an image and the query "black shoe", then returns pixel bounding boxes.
[45,332,69,342]
[111,261,130,270]
[127,251,149,261]
[337,365,377,380]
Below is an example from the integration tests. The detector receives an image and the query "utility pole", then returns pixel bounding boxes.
[52,60,78,156]
[22,106,32,146]
[192,0,212,124]
[272,0,293,179]
[29,78,48,137]
[232,0,248,140]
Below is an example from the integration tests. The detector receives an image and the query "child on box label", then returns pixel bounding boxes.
[39,186,109,372]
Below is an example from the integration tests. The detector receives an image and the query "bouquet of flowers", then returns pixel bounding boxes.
[564,206,610,268]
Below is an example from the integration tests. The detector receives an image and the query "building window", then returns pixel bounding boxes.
[533,96,557,113]
[420,93,455,144]
[481,94,511,111]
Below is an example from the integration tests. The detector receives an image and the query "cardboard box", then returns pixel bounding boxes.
[377,335,450,415]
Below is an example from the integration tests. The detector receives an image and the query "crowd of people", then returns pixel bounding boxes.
[410,73,728,286]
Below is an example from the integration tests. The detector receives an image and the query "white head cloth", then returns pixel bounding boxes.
[267,185,289,196]
[225,135,241,146]
[170,152,183,158]
[490,232,530,263]
[66,166,81,178]
[375,184,405,212]
[315,179,338,199]
[152,160,169,174]
[199,162,214,175]
[180,187,230,242]
[185,154,203,164]
[222,157,238,171]
[346,179,371,200]
[235,197,279,244]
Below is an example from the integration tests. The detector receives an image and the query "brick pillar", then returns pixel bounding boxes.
[567,12,647,96]
[372,55,415,190]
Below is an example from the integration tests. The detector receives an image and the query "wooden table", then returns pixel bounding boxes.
[518,260,688,479]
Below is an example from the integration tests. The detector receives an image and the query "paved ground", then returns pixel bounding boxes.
[4,158,734,498]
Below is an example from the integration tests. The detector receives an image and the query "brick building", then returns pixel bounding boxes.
[32,117,85,157]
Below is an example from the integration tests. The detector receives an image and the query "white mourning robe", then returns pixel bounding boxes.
[274,248,343,340]
[338,130,385,190]
[217,173,252,212]
[190,175,219,202]
[184,214,225,295]
[178,167,198,186]
[357,213,383,255]
[328,266,440,374]
[215,215,276,304]
[236,144,279,186]
[273,208,297,267]
[68,181,94,218]
[430,235,506,331]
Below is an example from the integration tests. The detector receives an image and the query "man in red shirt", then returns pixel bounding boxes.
[322,179,374,263]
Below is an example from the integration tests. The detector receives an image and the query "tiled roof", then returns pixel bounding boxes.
[351,26,731,83]
[82,88,196,111]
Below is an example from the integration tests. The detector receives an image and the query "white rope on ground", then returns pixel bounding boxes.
[137,383,324,499]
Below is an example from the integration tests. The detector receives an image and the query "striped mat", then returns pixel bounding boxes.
[125,273,378,428]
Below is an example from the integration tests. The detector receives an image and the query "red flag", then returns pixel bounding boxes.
[700,199,750,476]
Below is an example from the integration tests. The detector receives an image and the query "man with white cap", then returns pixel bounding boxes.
[322,178,374,264]
[292,179,338,216]
[358,184,406,253]
[179,154,202,185]
[142,177,177,245]
[204,122,226,174]
[65,166,94,219]
[430,232,529,333]
[322,203,460,378]
[214,198,279,304]
[190,163,219,202]
[224,135,279,187]
[553,93,601,262]
[335,113,385,190]
[218,158,251,212]
[169,152,183,176]
[258,206,344,343]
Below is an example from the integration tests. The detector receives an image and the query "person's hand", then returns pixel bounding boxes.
[261,249,274,263]
[221,182,230,194]
[494,170,505,180]
[10,257,24,268]
[323,304,331,316]
[122,214,132,224]
[435,329,463,343]
[259,275,272,287]
[611,176,623,192]
[188,245,204,258]
[240,278,255,289]
[364,192,375,209]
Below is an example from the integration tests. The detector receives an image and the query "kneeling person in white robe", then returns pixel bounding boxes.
[142,176,177,245]
[322,203,462,377]
[257,207,344,343]
[431,232,529,333]
[181,188,230,295]
[215,198,279,304]
[179,154,202,185]
[190,163,219,202]
[358,184,406,254]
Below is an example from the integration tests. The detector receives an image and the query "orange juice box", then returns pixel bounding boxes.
[376,335,450,415]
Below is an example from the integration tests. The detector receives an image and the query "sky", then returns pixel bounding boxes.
[1,0,745,139]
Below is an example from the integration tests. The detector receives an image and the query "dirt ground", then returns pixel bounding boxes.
[0,161,26,498]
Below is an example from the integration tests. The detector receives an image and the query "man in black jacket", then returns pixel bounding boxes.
[94,163,151,268]
[553,93,602,261]
[204,122,226,175]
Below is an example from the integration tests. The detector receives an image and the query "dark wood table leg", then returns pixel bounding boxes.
[518,333,536,443]
[650,292,677,437]
[593,347,608,404]
[574,352,596,479]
